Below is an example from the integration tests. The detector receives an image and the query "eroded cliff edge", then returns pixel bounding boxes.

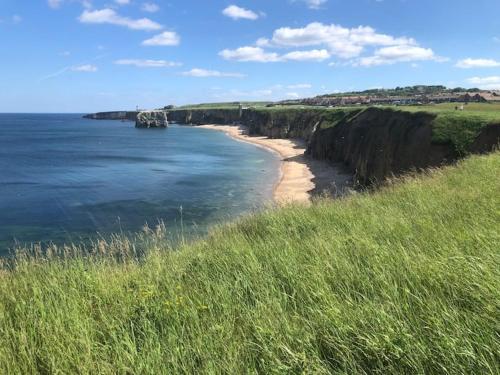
[167,107,500,185]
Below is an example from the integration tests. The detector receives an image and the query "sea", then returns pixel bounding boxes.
[0,114,280,255]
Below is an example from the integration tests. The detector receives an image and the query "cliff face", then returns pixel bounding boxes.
[306,109,451,184]
[135,111,168,128]
[168,106,499,185]
[83,111,138,121]
[168,108,327,141]
[168,109,241,125]
[242,109,323,141]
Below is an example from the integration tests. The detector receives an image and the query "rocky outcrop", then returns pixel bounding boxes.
[83,111,138,121]
[135,111,168,128]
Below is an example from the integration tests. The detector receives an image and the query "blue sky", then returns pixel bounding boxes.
[0,0,499,112]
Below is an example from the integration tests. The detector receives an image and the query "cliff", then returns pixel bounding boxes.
[136,111,168,128]
[168,106,500,185]
[83,111,138,121]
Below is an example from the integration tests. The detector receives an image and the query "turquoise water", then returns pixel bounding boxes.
[0,114,280,254]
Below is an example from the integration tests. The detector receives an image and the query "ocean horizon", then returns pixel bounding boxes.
[0,113,280,255]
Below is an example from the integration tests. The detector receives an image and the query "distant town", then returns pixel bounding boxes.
[275,85,500,108]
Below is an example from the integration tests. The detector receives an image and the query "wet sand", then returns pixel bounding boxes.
[199,124,353,204]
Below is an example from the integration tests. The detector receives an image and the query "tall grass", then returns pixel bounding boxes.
[0,153,499,374]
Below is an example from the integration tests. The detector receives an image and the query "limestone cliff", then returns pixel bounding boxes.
[135,111,168,128]
[168,107,500,185]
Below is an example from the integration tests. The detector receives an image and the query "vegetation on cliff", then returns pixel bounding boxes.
[1,152,498,374]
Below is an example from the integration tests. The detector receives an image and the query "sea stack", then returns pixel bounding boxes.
[135,111,168,128]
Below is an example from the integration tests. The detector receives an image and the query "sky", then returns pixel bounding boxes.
[0,0,499,112]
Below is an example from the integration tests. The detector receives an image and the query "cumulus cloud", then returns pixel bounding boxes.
[222,5,259,20]
[282,49,330,61]
[142,2,160,13]
[114,0,130,5]
[181,68,245,78]
[268,23,416,58]
[221,22,443,66]
[219,46,281,62]
[456,58,500,69]
[142,31,180,46]
[114,59,181,67]
[354,45,438,66]
[220,46,330,63]
[79,9,162,31]
[71,64,98,72]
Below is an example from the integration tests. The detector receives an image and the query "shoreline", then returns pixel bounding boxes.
[198,124,353,204]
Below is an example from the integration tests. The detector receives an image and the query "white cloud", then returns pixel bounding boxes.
[268,23,416,58]
[286,92,300,99]
[466,76,500,89]
[142,2,160,13]
[294,0,327,9]
[71,64,98,72]
[282,49,330,61]
[59,51,71,57]
[181,68,245,78]
[115,59,182,67]
[355,45,437,66]
[78,9,162,31]
[455,58,500,69]
[48,0,63,8]
[142,31,180,46]
[48,0,92,9]
[220,46,329,63]
[219,46,281,62]
[222,5,259,20]
[114,0,130,4]
[467,76,500,85]
[12,15,22,24]
[224,22,442,66]
[287,83,312,89]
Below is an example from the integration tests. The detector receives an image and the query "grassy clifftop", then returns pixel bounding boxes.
[1,152,498,373]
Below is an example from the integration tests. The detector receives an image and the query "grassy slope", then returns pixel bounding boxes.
[1,152,499,374]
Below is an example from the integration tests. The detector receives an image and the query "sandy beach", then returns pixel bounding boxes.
[199,124,353,204]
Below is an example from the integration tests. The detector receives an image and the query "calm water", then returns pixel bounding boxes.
[0,114,280,254]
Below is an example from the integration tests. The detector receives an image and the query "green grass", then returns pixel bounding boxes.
[1,152,499,374]
[397,104,500,154]
[401,102,500,120]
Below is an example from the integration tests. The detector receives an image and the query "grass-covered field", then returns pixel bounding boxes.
[1,152,498,374]
[401,102,500,120]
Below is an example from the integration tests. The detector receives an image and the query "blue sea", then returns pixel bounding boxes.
[0,114,280,255]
